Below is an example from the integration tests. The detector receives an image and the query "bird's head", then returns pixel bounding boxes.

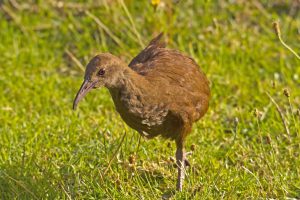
[73,53,125,110]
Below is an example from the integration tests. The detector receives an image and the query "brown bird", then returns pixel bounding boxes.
[73,33,210,191]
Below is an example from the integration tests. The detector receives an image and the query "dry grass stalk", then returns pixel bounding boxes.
[65,49,85,71]
[273,21,300,60]
[266,92,291,141]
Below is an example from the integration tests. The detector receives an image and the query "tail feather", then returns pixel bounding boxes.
[149,32,165,48]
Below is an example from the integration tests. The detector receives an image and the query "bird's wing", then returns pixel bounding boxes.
[129,34,210,122]
[128,33,166,75]
[128,33,203,85]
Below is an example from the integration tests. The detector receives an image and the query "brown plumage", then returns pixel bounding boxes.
[73,33,210,191]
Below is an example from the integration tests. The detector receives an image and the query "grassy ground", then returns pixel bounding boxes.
[0,0,300,199]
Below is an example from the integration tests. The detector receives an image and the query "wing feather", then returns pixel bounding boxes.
[128,33,165,74]
[128,33,210,122]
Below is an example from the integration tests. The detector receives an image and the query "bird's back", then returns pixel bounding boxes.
[129,34,210,125]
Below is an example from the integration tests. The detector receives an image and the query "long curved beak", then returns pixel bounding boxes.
[73,79,98,110]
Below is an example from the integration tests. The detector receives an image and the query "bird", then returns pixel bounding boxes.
[73,33,210,191]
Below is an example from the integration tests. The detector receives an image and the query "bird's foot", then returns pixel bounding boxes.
[184,151,192,167]
[184,159,190,167]
[170,151,192,167]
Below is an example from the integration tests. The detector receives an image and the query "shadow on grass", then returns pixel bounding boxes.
[0,165,66,199]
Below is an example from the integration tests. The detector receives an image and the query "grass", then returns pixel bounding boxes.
[0,0,300,199]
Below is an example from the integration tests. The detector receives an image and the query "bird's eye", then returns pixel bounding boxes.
[97,68,105,76]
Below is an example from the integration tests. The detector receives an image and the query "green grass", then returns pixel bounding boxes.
[1,0,300,199]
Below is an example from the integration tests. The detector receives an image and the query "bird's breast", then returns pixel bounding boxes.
[110,89,170,137]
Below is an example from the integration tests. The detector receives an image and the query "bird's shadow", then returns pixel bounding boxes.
[0,166,56,199]
[130,164,202,199]
[126,164,177,198]
[161,190,176,199]
[134,168,176,200]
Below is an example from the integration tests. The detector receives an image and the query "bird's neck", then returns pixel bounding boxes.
[108,67,148,99]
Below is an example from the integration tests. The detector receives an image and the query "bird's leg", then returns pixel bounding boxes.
[175,142,185,191]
